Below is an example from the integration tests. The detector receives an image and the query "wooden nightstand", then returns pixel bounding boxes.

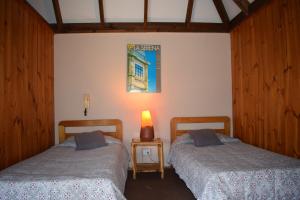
[131,138,164,179]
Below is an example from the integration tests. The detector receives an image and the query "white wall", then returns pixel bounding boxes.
[54,33,232,165]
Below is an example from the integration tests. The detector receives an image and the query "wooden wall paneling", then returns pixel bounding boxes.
[21,5,38,159]
[273,0,289,154]
[243,19,256,145]
[48,27,55,148]
[30,6,39,156]
[259,7,270,151]
[46,22,54,149]
[32,10,40,154]
[27,0,39,159]
[236,23,248,143]
[6,0,23,166]
[47,23,54,149]
[16,1,29,160]
[2,0,10,168]
[232,28,244,142]
[231,0,300,158]
[233,28,243,141]
[0,0,54,170]
[266,0,287,154]
[231,30,238,138]
[233,19,258,146]
[36,21,48,151]
[258,1,272,152]
[0,0,5,170]
[285,0,300,157]
[37,23,44,152]
[20,0,31,159]
[22,8,34,158]
[252,7,266,149]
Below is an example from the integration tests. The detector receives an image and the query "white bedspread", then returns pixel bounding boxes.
[0,144,129,200]
[169,140,300,200]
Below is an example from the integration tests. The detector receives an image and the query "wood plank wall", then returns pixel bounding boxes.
[0,0,54,170]
[231,0,300,158]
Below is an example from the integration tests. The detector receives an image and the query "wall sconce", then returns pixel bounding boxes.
[140,110,154,141]
[83,94,90,116]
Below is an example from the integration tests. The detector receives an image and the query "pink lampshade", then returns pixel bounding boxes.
[140,110,154,141]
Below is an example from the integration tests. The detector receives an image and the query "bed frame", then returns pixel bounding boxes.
[170,116,230,143]
[58,119,123,143]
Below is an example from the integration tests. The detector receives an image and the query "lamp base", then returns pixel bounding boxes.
[140,126,154,141]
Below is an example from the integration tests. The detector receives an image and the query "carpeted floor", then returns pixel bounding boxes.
[124,168,196,200]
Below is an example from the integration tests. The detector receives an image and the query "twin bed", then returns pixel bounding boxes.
[0,119,129,200]
[1,117,300,200]
[168,116,300,200]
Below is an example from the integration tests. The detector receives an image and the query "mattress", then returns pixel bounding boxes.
[0,143,129,200]
[169,138,300,200]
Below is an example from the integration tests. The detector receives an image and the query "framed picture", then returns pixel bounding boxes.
[127,44,161,93]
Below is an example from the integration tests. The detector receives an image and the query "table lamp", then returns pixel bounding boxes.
[140,110,154,141]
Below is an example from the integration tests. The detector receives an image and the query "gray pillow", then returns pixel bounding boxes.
[74,130,107,150]
[189,129,223,147]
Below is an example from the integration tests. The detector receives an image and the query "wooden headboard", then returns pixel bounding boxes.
[58,119,123,143]
[170,116,230,143]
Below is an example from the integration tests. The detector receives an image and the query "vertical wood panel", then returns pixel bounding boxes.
[285,0,300,157]
[0,0,5,170]
[5,0,22,166]
[0,0,54,170]
[231,0,300,158]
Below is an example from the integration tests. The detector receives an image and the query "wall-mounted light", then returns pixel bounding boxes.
[83,94,90,116]
[140,110,154,141]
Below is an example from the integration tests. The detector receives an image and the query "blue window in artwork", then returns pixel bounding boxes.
[135,64,144,79]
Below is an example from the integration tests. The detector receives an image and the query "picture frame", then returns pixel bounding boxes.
[127,44,161,93]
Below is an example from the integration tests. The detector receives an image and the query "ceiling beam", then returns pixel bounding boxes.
[56,22,228,33]
[233,0,250,15]
[230,0,271,31]
[52,0,63,31]
[212,0,229,25]
[144,0,148,27]
[98,0,104,25]
[185,0,194,25]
